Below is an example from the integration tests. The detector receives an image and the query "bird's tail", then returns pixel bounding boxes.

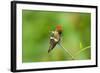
[48,45,52,53]
[48,49,51,53]
[48,43,56,53]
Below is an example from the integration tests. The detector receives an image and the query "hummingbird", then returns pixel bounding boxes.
[48,25,62,53]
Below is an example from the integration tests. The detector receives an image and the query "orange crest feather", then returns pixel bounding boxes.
[56,25,62,31]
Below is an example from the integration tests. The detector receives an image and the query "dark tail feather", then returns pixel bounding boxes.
[48,49,51,53]
[48,45,52,53]
[48,43,56,53]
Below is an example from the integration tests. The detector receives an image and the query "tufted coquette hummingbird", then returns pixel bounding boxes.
[48,25,62,53]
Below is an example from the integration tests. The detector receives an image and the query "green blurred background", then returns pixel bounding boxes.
[22,10,91,63]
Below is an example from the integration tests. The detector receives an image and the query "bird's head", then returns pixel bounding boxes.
[56,25,62,34]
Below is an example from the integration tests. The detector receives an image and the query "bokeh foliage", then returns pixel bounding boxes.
[22,10,91,63]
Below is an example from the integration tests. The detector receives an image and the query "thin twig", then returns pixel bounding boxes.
[58,43,75,60]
